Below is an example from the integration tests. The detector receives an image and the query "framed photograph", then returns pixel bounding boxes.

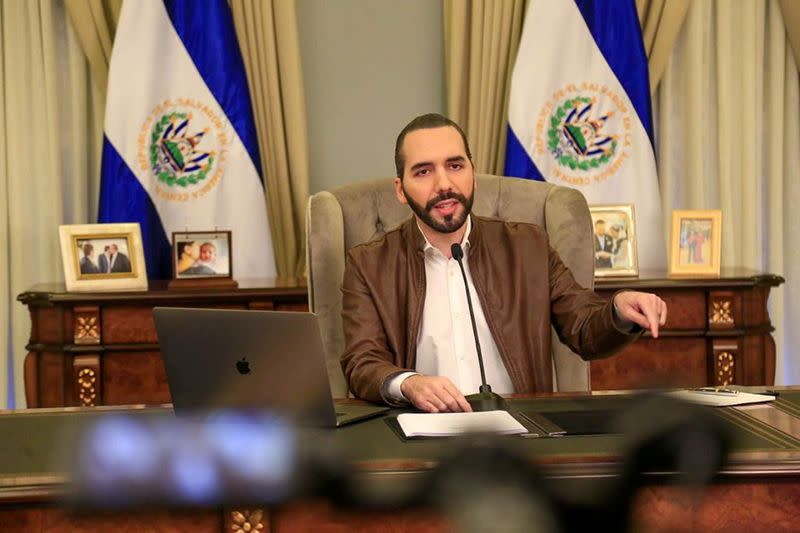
[589,204,638,278]
[669,209,722,277]
[59,223,148,292]
[172,231,232,280]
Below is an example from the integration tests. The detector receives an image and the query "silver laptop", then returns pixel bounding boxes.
[153,307,388,427]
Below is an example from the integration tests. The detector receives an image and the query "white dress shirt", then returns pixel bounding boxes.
[385,216,514,402]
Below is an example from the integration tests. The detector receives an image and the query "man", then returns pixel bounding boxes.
[341,113,667,413]
[79,243,99,274]
[107,243,132,273]
[609,224,629,268]
[594,219,615,268]
[97,245,111,273]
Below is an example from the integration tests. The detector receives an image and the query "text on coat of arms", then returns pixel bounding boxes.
[137,98,229,202]
[534,83,633,187]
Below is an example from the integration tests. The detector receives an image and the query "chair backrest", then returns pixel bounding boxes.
[306,174,594,397]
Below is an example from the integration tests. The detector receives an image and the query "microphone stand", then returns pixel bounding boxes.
[451,244,507,412]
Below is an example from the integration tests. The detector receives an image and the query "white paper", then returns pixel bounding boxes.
[397,410,528,437]
[665,390,776,407]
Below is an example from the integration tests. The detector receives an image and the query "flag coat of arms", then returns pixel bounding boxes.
[504,0,664,269]
[99,0,276,280]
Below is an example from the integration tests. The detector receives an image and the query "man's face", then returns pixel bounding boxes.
[595,222,606,236]
[394,126,474,234]
[110,244,118,254]
[200,244,215,263]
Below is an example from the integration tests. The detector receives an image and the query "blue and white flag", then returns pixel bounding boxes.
[99,0,276,280]
[504,0,664,268]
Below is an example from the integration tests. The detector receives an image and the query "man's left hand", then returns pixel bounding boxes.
[613,291,668,338]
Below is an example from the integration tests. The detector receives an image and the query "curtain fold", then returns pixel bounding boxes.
[636,0,691,92]
[778,0,800,67]
[230,0,309,279]
[63,0,120,91]
[443,0,525,174]
[655,0,800,385]
[1,0,104,407]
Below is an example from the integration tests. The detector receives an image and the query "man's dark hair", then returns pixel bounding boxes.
[595,219,606,226]
[394,113,472,178]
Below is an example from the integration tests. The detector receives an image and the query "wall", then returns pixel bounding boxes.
[296,0,444,193]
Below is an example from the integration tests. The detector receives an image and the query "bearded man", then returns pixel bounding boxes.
[340,113,667,413]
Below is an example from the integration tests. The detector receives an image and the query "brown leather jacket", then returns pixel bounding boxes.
[340,216,638,403]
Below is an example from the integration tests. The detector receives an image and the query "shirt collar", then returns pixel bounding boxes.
[416,215,472,255]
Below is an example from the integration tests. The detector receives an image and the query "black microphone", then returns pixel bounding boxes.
[450,243,507,412]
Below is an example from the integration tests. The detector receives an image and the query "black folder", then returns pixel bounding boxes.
[520,409,619,436]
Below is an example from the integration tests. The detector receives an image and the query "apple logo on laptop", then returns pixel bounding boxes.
[236,357,251,375]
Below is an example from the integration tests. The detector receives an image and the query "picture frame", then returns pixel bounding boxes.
[171,230,234,286]
[668,209,722,278]
[589,204,639,278]
[59,223,148,292]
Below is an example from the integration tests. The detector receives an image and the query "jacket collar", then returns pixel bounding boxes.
[402,214,482,256]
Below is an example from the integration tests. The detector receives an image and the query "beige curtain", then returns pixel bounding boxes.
[0,0,105,407]
[636,0,691,92]
[443,0,526,174]
[63,0,120,92]
[231,0,309,279]
[656,0,800,385]
[778,0,800,66]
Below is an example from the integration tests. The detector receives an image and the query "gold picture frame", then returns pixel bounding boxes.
[59,223,148,292]
[589,204,639,278]
[668,209,722,278]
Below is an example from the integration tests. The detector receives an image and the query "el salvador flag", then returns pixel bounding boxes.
[504,0,664,269]
[99,0,276,280]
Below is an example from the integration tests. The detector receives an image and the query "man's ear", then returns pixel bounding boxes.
[394,177,408,205]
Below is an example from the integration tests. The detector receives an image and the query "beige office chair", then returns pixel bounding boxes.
[306,174,595,398]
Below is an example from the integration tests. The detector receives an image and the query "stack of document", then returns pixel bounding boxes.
[397,410,528,438]
[666,389,776,407]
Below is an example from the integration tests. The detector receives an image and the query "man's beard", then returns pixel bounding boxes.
[403,186,474,234]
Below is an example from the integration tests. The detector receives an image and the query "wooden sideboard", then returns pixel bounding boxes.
[18,270,783,407]
[19,279,308,408]
[593,269,784,390]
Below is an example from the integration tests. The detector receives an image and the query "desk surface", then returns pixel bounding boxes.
[2,389,800,501]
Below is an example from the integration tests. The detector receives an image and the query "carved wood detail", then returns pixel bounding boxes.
[73,306,101,345]
[708,291,738,330]
[229,508,266,532]
[712,340,739,387]
[73,355,101,407]
[711,300,733,324]
[715,352,735,387]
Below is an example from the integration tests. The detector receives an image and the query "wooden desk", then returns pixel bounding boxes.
[18,279,308,408]
[18,270,783,407]
[1,391,799,532]
[593,268,784,390]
